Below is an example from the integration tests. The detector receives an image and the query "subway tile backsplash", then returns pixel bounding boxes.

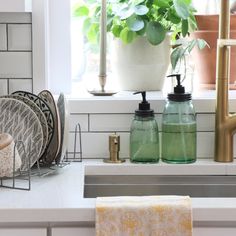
[68,109,219,159]
[0,13,32,95]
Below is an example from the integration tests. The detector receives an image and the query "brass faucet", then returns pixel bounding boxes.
[103,133,125,163]
[215,0,236,162]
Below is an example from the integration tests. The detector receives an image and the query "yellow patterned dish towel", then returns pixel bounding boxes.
[96,195,192,236]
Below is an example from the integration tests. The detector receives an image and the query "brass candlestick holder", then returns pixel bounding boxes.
[88,0,117,96]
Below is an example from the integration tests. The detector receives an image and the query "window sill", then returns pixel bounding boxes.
[66,89,236,114]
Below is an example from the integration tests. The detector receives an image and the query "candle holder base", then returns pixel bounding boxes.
[88,90,118,96]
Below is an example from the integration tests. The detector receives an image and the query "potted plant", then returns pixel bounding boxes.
[74,0,198,91]
[190,14,236,89]
[170,38,208,91]
[188,0,236,89]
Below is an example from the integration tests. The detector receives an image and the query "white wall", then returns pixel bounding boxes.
[0,0,26,12]
[0,13,32,95]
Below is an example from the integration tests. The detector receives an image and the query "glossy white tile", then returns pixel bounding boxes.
[0,79,8,95]
[0,52,32,78]
[197,132,214,158]
[9,79,32,93]
[90,114,133,132]
[8,24,32,50]
[0,13,31,23]
[197,113,215,131]
[69,114,89,132]
[68,132,108,158]
[0,24,7,50]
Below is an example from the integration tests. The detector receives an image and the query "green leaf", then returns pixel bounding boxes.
[155,0,170,8]
[73,6,89,17]
[188,14,197,32]
[94,6,101,19]
[120,28,136,44]
[108,0,120,3]
[173,0,190,19]
[133,5,149,15]
[181,19,188,37]
[86,0,97,4]
[184,0,191,4]
[112,25,123,37]
[187,39,197,53]
[146,21,166,45]
[127,15,145,31]
[133,0,145,5]
[87,23,99,44]
[136,21,146,35]
[82,17,91,34]
[157,7,167,15]
[171,46,186,70]
[167,9,181,24]
[107,15,114,32]
[196,39,209,50]
[118,6,134,20]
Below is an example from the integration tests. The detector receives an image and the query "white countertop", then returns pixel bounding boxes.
[1,159,236,225]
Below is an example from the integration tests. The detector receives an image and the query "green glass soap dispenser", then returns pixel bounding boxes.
[162,74,196,164]
[130,91,159,163]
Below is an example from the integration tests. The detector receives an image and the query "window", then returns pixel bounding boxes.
[32,0,235,95]
[71,0,115,94]
[32,0,114,95]
[32,0,72,95]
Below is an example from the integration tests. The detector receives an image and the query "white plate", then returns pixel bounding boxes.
[1,95,48,157]
[38,90,61,165]
[12,91,54,150]
[55,93,69,163]
[0,98,44,171]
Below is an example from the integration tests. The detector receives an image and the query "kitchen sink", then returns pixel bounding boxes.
[83,175,236,198]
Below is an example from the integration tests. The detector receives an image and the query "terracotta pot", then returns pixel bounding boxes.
[191,15,236,89]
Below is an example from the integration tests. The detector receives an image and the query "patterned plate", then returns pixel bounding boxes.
[38,90,61,165]
[0,98,44,171]
[1,95,48,156]
[55,93,69,164]
[12,91,54,151]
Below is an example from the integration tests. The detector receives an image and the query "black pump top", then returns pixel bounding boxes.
[167,74,191,102]
[134,91,154,117]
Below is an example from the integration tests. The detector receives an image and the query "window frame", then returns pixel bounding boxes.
[32,0,71,94]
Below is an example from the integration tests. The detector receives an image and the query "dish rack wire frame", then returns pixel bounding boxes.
[34,122,83,177]
[64,122,83,162]
[0,122,83,188]
[0,141,31,191]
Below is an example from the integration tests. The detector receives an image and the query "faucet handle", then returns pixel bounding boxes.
[104,133,125,163]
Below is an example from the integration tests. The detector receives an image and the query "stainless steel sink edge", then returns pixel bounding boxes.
[84,175,236,198]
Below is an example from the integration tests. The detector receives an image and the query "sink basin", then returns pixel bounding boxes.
[84,175,236,198]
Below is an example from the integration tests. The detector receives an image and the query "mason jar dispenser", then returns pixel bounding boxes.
[162,74,197,163]
[130,91,159,163]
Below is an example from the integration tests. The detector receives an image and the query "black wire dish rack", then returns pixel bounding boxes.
[0,123,82,191]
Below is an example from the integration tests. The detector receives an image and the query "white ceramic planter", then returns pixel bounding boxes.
[111,35,171,91]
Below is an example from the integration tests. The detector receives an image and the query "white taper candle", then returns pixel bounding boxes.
[99,0,107,77]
